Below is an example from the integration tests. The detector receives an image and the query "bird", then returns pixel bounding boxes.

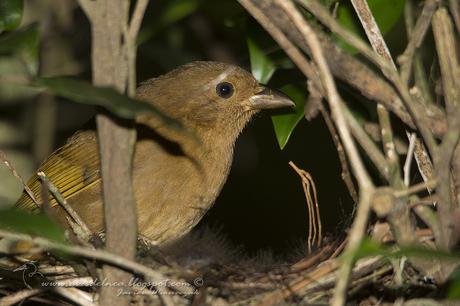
[16,61,294,246]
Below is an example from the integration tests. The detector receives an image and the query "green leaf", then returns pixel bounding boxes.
[0,23,39,75]
[0,0,23,32]
[271,84,306,149]
[353,238,460,262]
[34,77,183,131]
[448,266,460,299]
[0,208,66,244]
[334,0,405,54]
[248,36,276,84]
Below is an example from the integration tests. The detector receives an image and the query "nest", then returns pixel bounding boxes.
[0,223,445,306]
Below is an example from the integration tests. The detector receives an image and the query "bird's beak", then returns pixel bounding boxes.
[249,87,296,110]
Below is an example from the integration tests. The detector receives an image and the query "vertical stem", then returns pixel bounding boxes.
[77,0,138,305]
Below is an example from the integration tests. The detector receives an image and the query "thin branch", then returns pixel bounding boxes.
[403,1,436,107]
[404,132,417,187]
[75,0,96,19]
[377,104,402,187]
[449,0,460,35]
[52,287,96,306]
[432,7,460,116]
[128,0,149,39]
[351,0,396,68]
[273,3,375,306]
[0,150,39,208]
[398,0,438,83]
[37,171,93,240]
[297,0,442,148]
[296,0,393,79]
[431,7,460,251]
[0,229,176,306]
[350,0,404,191]
[236,0,322,91]
[125,0,149,96]
[289,161,322,251]
[394,179,437,198]
[344,107,389,181]
[0,288,43,306]
[319,106,358,204]
[278,0,372,189]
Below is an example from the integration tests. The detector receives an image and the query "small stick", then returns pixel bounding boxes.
[403,132,417,187]
[0,288,43,306]
[394,179,437,198]
[0,150,39,208]
[0,229,176,306]
[37,171,92,239]
[289,161,322,250]
[53,287,96,306]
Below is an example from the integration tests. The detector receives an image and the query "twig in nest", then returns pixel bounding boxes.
[0,288,43,306]
[52,287,96,306]
[37,171,93,240]
[0,230,182,305]
[289,161,322,252]
[0,150,39,208]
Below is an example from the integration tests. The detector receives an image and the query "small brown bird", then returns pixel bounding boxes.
[16,61,294,245]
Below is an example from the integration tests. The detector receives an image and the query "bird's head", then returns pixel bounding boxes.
[137,61,294,141]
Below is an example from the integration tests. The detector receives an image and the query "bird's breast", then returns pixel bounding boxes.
[132,137,233,244]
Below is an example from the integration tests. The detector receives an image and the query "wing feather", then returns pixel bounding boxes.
[16,130,101,211]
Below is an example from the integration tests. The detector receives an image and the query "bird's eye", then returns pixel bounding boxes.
[216,82,234,99]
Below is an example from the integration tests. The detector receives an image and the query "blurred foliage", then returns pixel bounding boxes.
[355,239,460,262]
[448,266,460,299]
[0,0,23,32]
[0,23,39,76]
[35,77,181,129]
[0,207,66,244]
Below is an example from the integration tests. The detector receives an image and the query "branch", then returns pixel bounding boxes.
[449,0,460,35]
[76,0,139,304]
[0,230,176,306]
[296,0,446,138]
[398,0,438,83]
[237,0,322,92]
[272,3,375,306]
[37,171,93,240]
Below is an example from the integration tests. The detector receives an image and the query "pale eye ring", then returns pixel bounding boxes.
[216,82,234,98]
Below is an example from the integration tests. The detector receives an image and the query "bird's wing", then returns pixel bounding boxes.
[16,130,101,212]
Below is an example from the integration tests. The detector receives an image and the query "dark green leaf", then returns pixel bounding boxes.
[448,266,460,299]
[271,84,306,149]
[34,77,183,131]
[353,238,460,262]
[334,0,405,54]
[0,208,66,244]
[248,36,276,84]
[0,23,39,75]
[0,0,23,32]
